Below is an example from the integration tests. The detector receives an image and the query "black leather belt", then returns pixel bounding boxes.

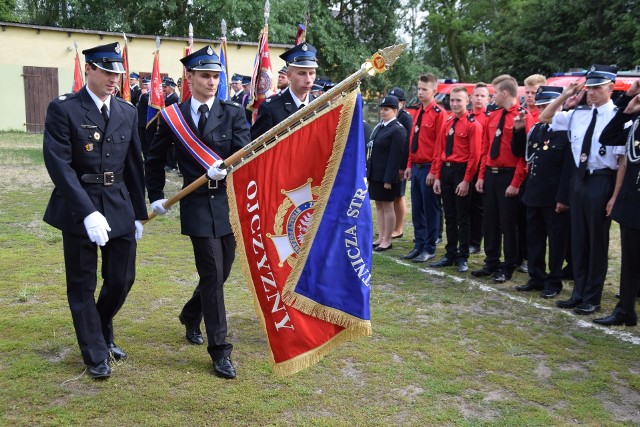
[81,172,123,185]
[413,162,431,168]
[208,179,227,189]
[585,168,615,176]
[489,167,515,174]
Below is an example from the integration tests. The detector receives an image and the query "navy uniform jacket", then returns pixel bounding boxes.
[145,98,250,237]
[601,94,640,230]
[366,119,406,184]
[518,122,573,208]
[250,88,315,140]
[131,85,142,107]
[231,89,245,105]
[43,87,148,237]
[164,92,180,107]
[397,108,413,170]
[136,92,148,129]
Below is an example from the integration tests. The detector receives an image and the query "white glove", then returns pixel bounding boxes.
[151,199,169,216]
[134,220,143,241]
[83,211,111,246]
[207,160,227,181]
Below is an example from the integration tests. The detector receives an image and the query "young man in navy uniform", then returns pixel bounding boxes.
[43,42,148,380]
[513,86,572,299]
[473,74,535,283]
[250,42,318,140]
[145,46,250,379]
[129,72,142,106]
[539,65,626,315]
[596,81,640,326]
[431,86,482,273]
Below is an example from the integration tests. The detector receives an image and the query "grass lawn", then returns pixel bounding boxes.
[0,131,639,426]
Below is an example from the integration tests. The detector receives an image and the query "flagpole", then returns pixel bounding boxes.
[143,43,407,223]
[221,19,229,96]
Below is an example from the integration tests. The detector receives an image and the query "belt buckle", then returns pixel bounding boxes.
[103,171,114,186]
[208,179,219,190]
[491,167,499,173]
[445,162,451,167]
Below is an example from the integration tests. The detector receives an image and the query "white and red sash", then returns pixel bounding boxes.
[161,103,222,170]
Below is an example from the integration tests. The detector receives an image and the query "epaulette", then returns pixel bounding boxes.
[433,105,442,113]
[467,114,475,122]
[115,96,135,109]
[446,115,455,122]
[221,99,241,108]
[57,92,76,102]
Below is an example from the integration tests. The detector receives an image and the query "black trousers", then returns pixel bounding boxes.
[62,232,136,366]
[482,169,519,271]
[138,127,148,160]
[616,224,640,318]
[469,177,483,248]
[526,206,569,292]
[517,185,527,265]
[440,163,471,260]
[182,234,236,360]
[569,174,614,305]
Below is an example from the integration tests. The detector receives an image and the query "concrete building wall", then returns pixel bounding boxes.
[0,22,289,132]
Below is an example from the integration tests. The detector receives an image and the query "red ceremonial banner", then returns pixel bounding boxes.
[72,52,83,93]
[228,94,363,375]
[180,45,192,103]
[120,43,131,102]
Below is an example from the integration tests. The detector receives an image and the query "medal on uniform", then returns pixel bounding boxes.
[495,129,502,138]
[93,132,100,140]
[543,139,549,150]
[85,143,94,152]
[598,145,606,156]
[580,153,588,163]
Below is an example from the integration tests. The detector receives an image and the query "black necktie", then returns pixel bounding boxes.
[411,107,425,153]
[490,109,507,160]
[445,117,459,157]
[298,103,305,111]
[198,104,209,135]
[101,104,109,127]
[578,108,598,176]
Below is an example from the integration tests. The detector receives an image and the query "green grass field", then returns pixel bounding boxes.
[0,131,638,426]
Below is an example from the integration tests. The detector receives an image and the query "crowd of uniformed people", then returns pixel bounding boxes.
[41,39,640,381]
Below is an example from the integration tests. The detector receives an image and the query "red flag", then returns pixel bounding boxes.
[146,48,164,127]
[72,50,83,93]
[248,26,274,122]
[119,40,131,102]
[228,90,371,376]
[180,45,192,102]
[295,24,306,45]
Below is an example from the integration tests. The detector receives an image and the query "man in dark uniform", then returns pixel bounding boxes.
[540,65,625,315]
[136,77,151,158]
[402,74,446,263]
[240,75,253,124]
[473,74,534,283]
[431,86,482,273]
[163,77,180,170]
[468,83,491,254]
[513,86,572,299]
[230,73,244,103]
[42,42,147,380]
[251,42,318,140]
[277,66,289,93]
[597,81,640,326]
[130,72,142,106]
[145,46,250,379]
[388,87,412,240]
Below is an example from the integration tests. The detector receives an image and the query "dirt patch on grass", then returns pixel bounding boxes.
[341,357,365,386]
[0,165,52,192]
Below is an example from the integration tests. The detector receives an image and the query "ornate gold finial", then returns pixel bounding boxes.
[368,43,408,75]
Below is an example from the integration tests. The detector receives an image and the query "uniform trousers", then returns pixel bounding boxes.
[617,224,640,318]
[62,232,136,366]
[482,169,519,271]
[569,174,614,305]
[469,176,484,248]
[526,206,569,292]
[181,234,235,360]
[410,164,441,254]
[440,162,471,260]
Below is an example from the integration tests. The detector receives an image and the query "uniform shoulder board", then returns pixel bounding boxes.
[266,97,272,103]
[221,99,241,108]
[433,105,442,113]
[57,92,75,102]
[115,97,135,109]
[467,114,475,122]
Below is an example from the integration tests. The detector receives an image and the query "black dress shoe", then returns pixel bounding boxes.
[430,257,454,267]
[540,289,560,299]
[412,251,435,263]
[88,359,111,380]
[468,245,481,254]
[456,260,469,273]
[179,314,204,345]
[574,303,600,315]
[401,248,421,260]
[471,266,495,277]
[556,298,581,309]
[492,270,512,283]
[515,282,543,292]
[374,244,392,252]
[108,343,127,361]
[214,357,237,379]
[593,313,638,326]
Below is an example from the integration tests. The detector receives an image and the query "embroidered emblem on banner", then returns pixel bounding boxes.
[268,179,321,267]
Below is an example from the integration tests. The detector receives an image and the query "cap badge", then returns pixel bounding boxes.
[207,46,213,55]
[85,143,94,152]
[115,43,121,54]
[301,44,308,52]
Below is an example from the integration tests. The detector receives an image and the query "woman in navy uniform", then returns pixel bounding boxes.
[596,82,640,326]
[367,95,406,251]
[145,46,250,378]
[43,42,148,379]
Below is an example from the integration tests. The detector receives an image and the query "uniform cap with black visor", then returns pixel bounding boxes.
[534,85,563,106]
[180,46,223,72]
[279,42,318,68]
[584,64,617,87]
[82,42,126,74]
